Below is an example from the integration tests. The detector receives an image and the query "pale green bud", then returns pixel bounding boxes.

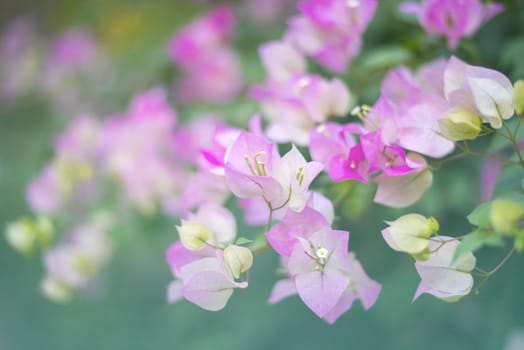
[73,254,98,277]
[41,276,73,304]
[223,245,253,279]
[34,216,54,246]
[514,80,524,115]
[490,199,524,234]
[5,220,36,255]
[383,214,439,257]
[439,107,481,141]
[177,220,210,250]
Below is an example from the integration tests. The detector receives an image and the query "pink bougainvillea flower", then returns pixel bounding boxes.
[266,205,330,256]
[167,4,236,67]
[0,18,40,99]
[374,153,433,208]
[252,72,350,145]
[413,235,476,302]
[288,228,352,318]
[285,0,378,72]
[167,248,247,311]
[224,131,285,201]
[328,143,369,182]
[376,64,456,159]
[173,48,243,104]
[224,132,322,211]
[269,233,381,323]
[167,5,243,104]
[444,56,514,129]
[182,203,237,246]
[309,122,362,178]
[258,40,306,82]
[46,30,97,68]
[321,253,381,324]
[98,88,184,214]
[43,215,113,289]
[400,0,504,49]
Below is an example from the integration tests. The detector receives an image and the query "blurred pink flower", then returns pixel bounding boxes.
[285,0,377,72]
[400,0,503,48]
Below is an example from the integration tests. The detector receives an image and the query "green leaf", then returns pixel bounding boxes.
[492,166,524,197]
[453,230,504,261]
[467,202,492,228]
[359,46,411,70]
[235,237,253,246]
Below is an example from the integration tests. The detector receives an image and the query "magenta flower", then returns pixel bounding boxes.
[167,5,235,68]
[266,205,331,256]
[400,0,503,49]
[309,123,359,173]
[285,0,377,72]
[167,5,243,104]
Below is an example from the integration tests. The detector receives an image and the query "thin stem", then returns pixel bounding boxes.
[502,121,524,168]
[472,247,515,294]
[266,205,273,233]
[513,116,523,140]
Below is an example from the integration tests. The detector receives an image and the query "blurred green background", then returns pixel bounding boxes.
[1,0,524,349]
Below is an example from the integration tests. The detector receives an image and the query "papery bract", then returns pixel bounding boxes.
[413,236,476,302]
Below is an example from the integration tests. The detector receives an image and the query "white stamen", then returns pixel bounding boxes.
[316,247,329,259]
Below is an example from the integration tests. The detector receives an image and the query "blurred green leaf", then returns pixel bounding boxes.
[360,46,411,70]
[453,229,504,261]
[235,237,253,245]
[467,202,492,228]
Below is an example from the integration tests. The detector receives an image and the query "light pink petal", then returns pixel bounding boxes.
[182,271,237,311]
[268,278,297,304]
[374,168,433,208]
[322,289,358,324]
[167,280,184,303]
[294,269,349,318]
[415,265,474,294]
[266,206,329,256]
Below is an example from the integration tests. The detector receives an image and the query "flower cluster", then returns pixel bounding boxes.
[5,0,522,327]
[0,19,113,113]
[167,5,244,104]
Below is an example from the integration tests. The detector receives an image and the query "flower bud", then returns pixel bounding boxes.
[490,199,524,235]
[514,80,524,115]
[5,220,36,255]
[41,276,73,304]
[34,215,54,246]
[439,107,481,141]
[177,220,210,250]
[223,245,253,279]
[382,214,439,258]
